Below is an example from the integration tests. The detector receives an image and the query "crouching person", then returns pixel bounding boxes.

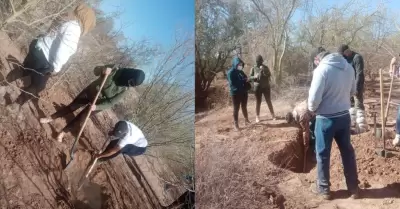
[286,99,315,172]
[94,120,148,162]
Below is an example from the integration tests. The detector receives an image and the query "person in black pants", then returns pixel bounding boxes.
[250,55,275,122]
[14,38,53,104]
[227,57,251,131]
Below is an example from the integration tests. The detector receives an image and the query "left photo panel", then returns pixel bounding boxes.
[0,0,194,208]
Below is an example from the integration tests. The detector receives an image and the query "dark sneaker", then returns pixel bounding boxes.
[245,119,251,126]
[310,183,332,200]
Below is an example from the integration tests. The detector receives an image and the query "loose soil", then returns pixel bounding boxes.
[0,32,183,208]
[196,74,400,209]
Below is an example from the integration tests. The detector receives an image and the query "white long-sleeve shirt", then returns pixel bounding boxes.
[36,20,81,73]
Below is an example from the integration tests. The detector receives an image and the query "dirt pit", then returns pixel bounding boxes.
[268,131,316,173]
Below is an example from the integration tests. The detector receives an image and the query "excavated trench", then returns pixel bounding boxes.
[268,130,316,173]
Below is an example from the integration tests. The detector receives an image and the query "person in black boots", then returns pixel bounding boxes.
[250,55,275,123]
[227,57,251,131]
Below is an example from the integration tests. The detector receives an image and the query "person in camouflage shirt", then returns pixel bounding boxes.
[250,55,275,123]
[39,64,145,142]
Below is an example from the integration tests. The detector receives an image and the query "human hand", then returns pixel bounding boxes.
[103,67,112,75]
[90,104,96,111]
[93,153,101,159]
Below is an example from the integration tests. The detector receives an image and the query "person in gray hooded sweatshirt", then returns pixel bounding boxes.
[308,49,360,200]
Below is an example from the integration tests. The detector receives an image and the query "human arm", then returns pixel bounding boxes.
[390,57,396,74]
[95,90,127,110]
[93,64,115,76]
[227,70,240,87]
[349,64,357,96]
[353,54,364,93]
[308,67,325,112]
[249,67,257,81]
[49,22,81,73]
[95,145,121,159]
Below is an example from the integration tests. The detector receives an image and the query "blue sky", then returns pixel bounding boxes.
[99,0,194,88]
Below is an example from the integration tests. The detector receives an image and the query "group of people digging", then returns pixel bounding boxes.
[5,4,148,162]
[227,45,366,200]
[227,55,276,131]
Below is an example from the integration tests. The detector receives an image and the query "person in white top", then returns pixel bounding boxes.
[390,54,400,78]
[14,3,96,104]
[94,121,148,162]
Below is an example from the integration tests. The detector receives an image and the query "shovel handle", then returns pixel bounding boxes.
[67,68,112,167]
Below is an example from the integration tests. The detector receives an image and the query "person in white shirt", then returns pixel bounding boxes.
[94,121,148,162]
[390,54,400,78]
[14,3,96,104]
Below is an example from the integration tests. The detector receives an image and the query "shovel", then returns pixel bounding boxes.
[64,68,111,169]
[77,137,110,190]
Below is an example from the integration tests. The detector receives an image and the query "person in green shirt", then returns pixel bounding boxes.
[249,55,275,123]
[39,64,145,142]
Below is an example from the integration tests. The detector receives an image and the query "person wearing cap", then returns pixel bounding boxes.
[309,48,359,200]
[250,55,275,122]
[337,44,365,111]
[94,120,147,162]
[13,3,96,104]
[227,56,251,131]
[39,64,146,142]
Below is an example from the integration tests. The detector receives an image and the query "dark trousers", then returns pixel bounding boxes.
[51,87,101,132]
[232,92,248,123]
[350,91,364,110]
[98,140,147,162]
[255,86,274,116]
[21,39,53,97]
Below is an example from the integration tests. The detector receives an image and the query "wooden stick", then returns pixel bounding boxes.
[64,68,111,169]
[379,69,386,158]
[86,158,98,178]
[384,73,395,125]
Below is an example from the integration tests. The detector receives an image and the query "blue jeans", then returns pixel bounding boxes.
[314,113,358,194]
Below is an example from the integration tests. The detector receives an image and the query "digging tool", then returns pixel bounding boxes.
[379,69,386,159]
[77,137,111,190]
[64,68,111,170]
[384,72,395,126]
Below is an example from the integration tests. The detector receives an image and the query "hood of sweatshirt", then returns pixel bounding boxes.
[319,53,349,70]
[231,57,244,70]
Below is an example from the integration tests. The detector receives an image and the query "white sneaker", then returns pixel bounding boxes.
[392,134,400,146]
[40,117,53,124]
[256,116,260,123]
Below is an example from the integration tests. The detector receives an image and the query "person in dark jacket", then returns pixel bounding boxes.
[39,64,145,142]
[250,55,275,123]
[337,44,365,110]
[227,57,251,131]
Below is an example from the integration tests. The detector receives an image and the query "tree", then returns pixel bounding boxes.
[250,0,301,85]
[195,0,248,110]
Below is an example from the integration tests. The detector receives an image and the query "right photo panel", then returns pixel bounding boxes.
[196,0,400,208]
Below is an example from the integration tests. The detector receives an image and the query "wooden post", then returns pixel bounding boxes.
[384,74,395,125]
[379,69,386,158]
